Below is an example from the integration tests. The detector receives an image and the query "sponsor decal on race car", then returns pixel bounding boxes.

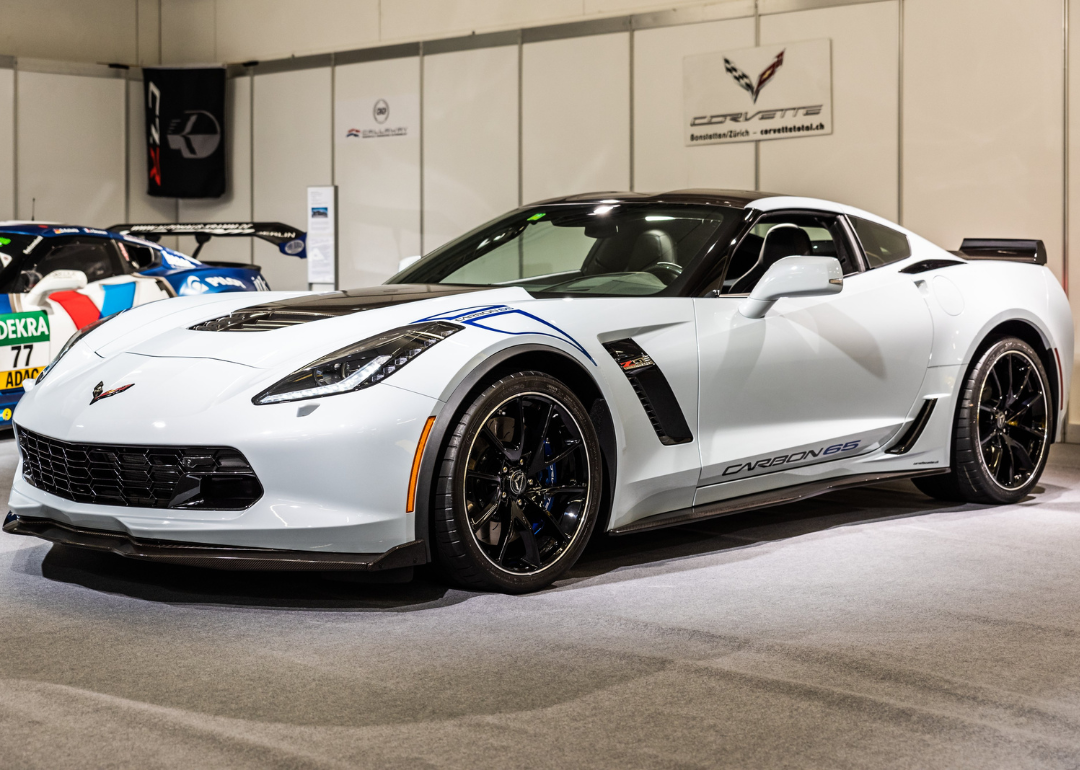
[0,366,44,390]
[0,311,50,345]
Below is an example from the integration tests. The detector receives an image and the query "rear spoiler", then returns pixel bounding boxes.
[951,238,1047,266]
[108,222,306,260]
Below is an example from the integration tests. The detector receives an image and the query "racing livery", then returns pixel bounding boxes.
[4,191,1073,593]
[0,221,304,425]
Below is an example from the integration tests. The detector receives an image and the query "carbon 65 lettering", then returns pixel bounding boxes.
[723,440,861,477]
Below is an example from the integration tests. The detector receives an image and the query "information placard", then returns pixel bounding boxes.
[306,186,337,286]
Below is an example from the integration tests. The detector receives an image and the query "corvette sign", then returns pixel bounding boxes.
[684,39,833,146]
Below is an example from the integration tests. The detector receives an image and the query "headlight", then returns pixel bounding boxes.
[35,313,121,386]
[252,321,461,405]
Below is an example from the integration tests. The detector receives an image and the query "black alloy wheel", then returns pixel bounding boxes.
[433,371,602,592]
[915,337,1051,504]
[975,349,1049,490]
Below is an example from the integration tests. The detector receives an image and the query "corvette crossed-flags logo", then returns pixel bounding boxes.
[724,50,785,103]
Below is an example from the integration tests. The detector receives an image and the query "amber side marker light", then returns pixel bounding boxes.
[407,416,436,513]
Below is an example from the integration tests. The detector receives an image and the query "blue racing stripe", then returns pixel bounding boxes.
[100,282,137,317]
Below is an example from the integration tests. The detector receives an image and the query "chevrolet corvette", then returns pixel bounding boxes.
[3,191,1072,592]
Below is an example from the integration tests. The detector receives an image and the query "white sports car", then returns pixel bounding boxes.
[4,191,1073,592]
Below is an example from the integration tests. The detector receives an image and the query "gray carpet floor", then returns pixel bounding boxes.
[2,435,1080,768]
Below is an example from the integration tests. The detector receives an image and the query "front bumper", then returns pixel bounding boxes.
[3,512,425,570]
[10,351,444,555]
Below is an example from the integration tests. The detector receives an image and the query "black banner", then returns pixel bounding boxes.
[144,67,226,198]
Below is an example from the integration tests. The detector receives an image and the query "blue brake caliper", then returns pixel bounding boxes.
[532,438,556,534]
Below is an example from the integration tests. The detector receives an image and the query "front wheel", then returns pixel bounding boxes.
[915,337,1051,504]
[432,371,602,593]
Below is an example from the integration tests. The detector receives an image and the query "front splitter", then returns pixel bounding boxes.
[3,512,427,571]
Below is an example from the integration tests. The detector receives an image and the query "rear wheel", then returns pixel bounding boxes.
[915,337,1051,504]
[432,371,602,593]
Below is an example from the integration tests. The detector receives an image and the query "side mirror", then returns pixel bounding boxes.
[739,256,843,319]
[24,269,89,307]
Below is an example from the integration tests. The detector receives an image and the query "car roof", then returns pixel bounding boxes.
[527,189,781,208]
[0,223,125,239]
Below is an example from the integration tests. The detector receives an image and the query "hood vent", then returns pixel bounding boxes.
[191,310,335,332]
[190,284,487,332]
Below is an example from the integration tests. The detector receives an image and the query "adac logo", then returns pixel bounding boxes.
[724,49,785,103]
[90,381,134,406]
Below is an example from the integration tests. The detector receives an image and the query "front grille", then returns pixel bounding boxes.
[16,427,263,510]
[190,309,334,332]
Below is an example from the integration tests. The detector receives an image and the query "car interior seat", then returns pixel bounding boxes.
[729,224,812,294]
[625,229,677,273]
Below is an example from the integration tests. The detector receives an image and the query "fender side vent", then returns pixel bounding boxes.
[886,398,937,455]
[603,339,693,446]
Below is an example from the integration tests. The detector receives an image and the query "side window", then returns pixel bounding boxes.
[26,238,120,284]
[720,213,859,295]
[851,216,912,268]
[116,240,158,271]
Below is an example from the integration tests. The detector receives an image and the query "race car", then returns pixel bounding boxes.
[0,221,304,425]
[4,191,1073,593]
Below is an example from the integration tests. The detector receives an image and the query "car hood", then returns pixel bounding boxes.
[96,284,531,370]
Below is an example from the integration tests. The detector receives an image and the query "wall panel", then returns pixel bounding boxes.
[522,33,631,203]
[1067,0,1080,439]
[253,67,333,290]
[215,0,380,62]
[177,75,253,264]
[381,0,583,44]
[760,1,898,219]
[903,0,1064,277]
[126,79,179,232]
[422,45,519,252]
[335,56,422,289]
[633,17,756,192]
[0,0,137,64]
[0,68,14,220]
[161,0,216,65]
[16,71,125,226]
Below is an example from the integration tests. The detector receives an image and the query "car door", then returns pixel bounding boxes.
[693,210,933,503]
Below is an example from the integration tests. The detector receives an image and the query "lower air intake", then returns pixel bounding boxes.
[16,426,263,510]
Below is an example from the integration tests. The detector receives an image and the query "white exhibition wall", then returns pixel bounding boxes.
[252,67,333,292]
[335,56,423,288]
[3,0,1080,434]
[16,69,126,228]
[422,44,519,252]
[521,32,631,203]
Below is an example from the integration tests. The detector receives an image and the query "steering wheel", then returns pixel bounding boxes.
[644,261,683,285]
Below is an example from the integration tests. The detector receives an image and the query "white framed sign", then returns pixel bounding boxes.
[306,185,337,286]
[337,93,418,142]
[684,38,833,146]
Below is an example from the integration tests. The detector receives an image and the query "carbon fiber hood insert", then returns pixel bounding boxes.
[191,284,483,332]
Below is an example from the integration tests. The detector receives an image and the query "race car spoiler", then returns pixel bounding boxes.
[108,222,307,260]
[952,238,1047,266]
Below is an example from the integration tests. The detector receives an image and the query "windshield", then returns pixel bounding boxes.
[390,203,738,296]
[0,233,36,270]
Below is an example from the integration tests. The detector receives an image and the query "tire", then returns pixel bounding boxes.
[914,337,1051,504]
[432,371,603,593]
